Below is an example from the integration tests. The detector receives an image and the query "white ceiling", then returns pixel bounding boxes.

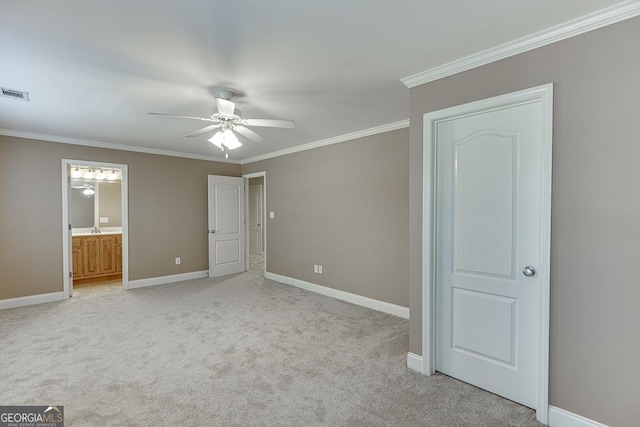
[0,0,630,162]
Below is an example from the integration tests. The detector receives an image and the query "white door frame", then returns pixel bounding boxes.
[421,84,553,423]
[61,159,129,298]
[242,171,266,275]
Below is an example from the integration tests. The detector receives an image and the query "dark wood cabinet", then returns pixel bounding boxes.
[72,237,83,279]
[72,234,122,280]
[115,234,123,273]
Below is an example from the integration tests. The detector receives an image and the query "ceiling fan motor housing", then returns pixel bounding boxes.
[216,90,234,101]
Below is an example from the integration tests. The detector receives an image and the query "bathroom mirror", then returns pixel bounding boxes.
[68,165,122,231]
[69,186,95,228]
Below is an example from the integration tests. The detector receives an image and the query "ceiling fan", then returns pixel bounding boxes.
[149,90,295,158]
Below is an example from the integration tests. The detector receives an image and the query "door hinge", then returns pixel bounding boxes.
[68,224,72,231]
[69,271,72,278]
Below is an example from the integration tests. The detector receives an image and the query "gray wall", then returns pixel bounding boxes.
[243,128,410,307]
[98,181,122,227]
[0,136,240,300]
[409,17,640,427]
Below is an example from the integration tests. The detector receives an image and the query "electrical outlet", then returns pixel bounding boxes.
[314,264,318,273]
[318,265,323,274]
[175,257,181,265]
[270,211,275,219]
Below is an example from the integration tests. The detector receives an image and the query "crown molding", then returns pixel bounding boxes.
[241,119,409,164]
[1,121,410,165]
[402,0,640,88]
[0,129,241,164]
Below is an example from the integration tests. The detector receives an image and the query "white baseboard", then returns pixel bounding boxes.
[127,271,208,290]
[0,292,64,310]
[403,367,608,427]
[264,272,410,319]
[548,406,609,427]
[407,352,423,372]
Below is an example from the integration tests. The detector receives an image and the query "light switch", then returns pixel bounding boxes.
[99,217,109,223]
[270,212,275,219]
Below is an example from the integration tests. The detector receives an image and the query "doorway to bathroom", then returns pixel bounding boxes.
[243,172,266,276]
[62,160,129,298]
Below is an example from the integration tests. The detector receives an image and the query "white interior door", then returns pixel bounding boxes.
[435,101,543,409]
[248,185,263,256]
[208,175,245,277]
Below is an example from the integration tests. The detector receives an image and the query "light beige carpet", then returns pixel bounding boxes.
[249,253,264,274]
[0,274,541,426]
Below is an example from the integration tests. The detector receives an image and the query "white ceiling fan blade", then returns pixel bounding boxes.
[216,98,236,117]
[185,124,220,138]
[241,118,295,128]
[148,112,219,123]
[234,125,266,142]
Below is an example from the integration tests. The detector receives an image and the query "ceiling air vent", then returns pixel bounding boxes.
[1,87,29,101]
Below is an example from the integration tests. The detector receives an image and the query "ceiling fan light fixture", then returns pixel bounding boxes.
[208,129,242,151]
[208,130,224,149]
[223,129,241,150]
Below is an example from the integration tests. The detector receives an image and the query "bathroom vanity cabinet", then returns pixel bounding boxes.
[72,234,122,280]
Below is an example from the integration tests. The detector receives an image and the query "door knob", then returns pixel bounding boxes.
[210,230,216,234]
[523,266,536,277]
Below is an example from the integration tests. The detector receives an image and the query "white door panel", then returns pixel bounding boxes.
[453,131,516,277]
[215,239,241,265]
[436,101,542,409]
[208,176,245,277]
[215,184,241,233]
[452,289,516,364]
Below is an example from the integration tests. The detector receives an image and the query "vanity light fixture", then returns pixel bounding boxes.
[70,165,121,182]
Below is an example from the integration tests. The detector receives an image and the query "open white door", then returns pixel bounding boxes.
[434,96,549,410]
[208,175,245,277]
